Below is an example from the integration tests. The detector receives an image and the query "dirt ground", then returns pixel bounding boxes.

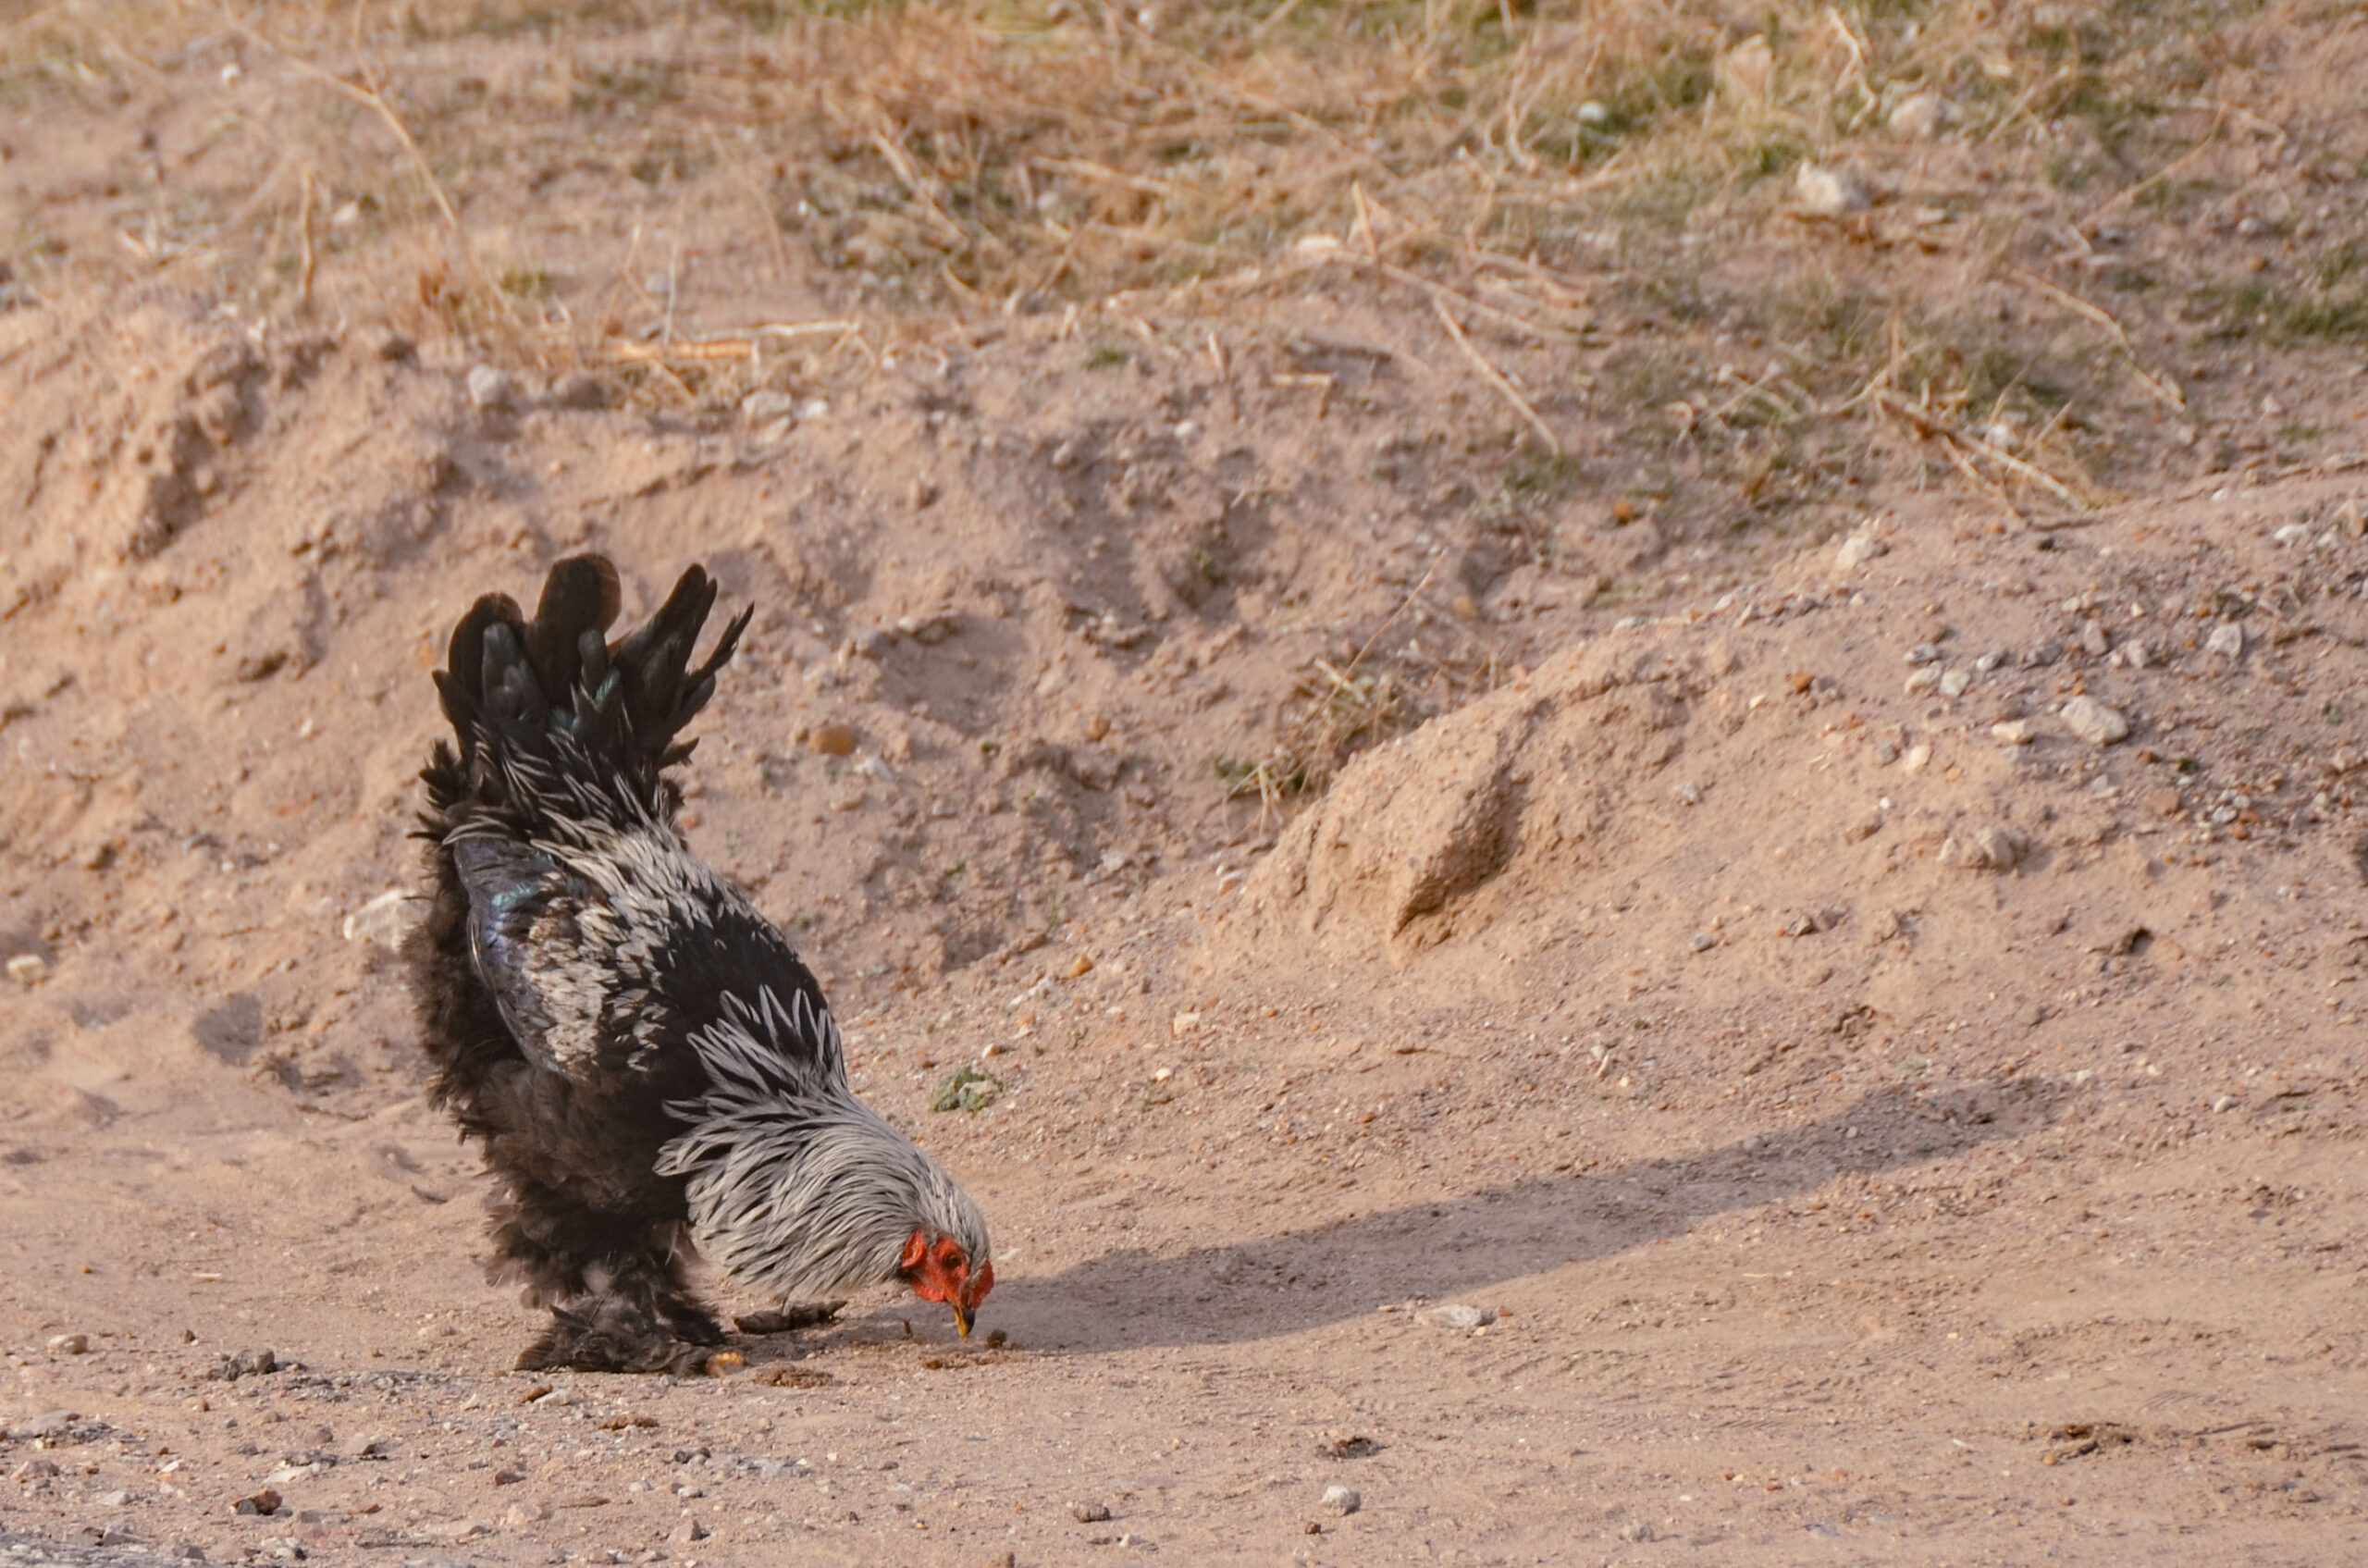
[3,5,2367,1565]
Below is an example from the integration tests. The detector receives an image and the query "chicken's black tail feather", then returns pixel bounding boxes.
[427,554,750,824]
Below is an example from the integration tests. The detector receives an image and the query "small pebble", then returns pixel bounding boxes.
[1992,720,2034,747]
[465,364,514,412]
[2060,696,2130,747]
[741,389,798,425]
[1889,91,1954,139]
[46,1333,87,1355]
[2206,623,2245,659]
[6,954,47,986]
[2080,619,2110,657]
[1939,669,1971,698]
[1794,163,1869,216]
[1906,642,1942,664]
[1904,667,1941,696]
[1072,1501,1112,1523]
[1939,826,2025,871]
[1834,532,1886,572]
[1322,1484,1362,1516]
[809,722,857,757]
[1688,932,1716,953]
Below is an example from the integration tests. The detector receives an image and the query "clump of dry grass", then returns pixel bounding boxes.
[1221,652,1428,812]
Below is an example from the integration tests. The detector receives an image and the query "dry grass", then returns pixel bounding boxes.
[5,0,2363,501]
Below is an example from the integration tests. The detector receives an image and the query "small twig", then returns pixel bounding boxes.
[1874,389,2087,511]
[2088,113,2225,224]
[2004,265,2187,413]
[869,125,971,249]
[1350,183,1383,263]
[610,339,756,365]
[1249,0,1310,38]
[1940,436,2027,527]
[660,228,683,346]
[2004,265,2130,352]
[1032,157,1179,201]
[1432,295,1561,457]
[297,170,317,311]
[1340,561,1440,680]
[2165,95,2288,146]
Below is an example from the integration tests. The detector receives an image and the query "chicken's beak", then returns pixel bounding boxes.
[950,1300,974,1339]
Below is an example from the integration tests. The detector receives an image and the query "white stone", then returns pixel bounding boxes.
[1834,531,1887,572]
[465,364,514,411]
[1939,826,2025,871]
[2206,623,2245,659]
[6,953,47,987]
[1992,720,2034,746]
[742,389,797,424]
[1323,1484,1363,1515]
[1939,669,1971,698]
[1794,164,1869,216]
[2060,696,2129,746]
[1889,92,1955,140]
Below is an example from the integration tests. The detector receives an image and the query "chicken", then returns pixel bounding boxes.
[409,554,993,1373]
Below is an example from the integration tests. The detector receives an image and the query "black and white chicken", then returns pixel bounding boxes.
[409,554,993,1373]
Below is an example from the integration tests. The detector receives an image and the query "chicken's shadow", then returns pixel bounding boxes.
[988,1078,2059,1353]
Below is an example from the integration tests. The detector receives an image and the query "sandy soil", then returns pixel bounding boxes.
[4,14,2368,1568]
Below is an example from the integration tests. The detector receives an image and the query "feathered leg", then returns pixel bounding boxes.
[492,1179,724,1375]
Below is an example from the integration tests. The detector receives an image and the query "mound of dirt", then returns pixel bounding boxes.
[1219,475,2368,1055]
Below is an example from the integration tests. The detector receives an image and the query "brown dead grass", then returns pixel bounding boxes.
[6,0,2362,512]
